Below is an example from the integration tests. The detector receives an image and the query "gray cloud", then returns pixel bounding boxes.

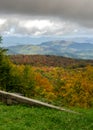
[0,0,93,27]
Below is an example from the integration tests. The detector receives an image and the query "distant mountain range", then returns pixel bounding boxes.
[7,40,93,59]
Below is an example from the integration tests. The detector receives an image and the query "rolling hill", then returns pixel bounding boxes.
[7,40,93,59]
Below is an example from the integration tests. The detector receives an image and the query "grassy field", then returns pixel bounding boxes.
[0,102,93,130]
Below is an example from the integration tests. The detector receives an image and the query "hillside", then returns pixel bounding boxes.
[7,40,93,59]
[10,54,93,68]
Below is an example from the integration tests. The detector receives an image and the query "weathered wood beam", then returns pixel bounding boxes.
[0,90,80,114]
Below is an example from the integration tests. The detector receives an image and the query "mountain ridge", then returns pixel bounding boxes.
[7,40,93,59]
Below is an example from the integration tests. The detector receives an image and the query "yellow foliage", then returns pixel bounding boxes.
[2,64,93,108]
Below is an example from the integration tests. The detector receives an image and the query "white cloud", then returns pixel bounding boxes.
[0,19,6,25]
[0,16,83,36]
[19,20,53,30]
[0,15,93,37]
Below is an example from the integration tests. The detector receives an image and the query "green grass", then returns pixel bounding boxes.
[0,102,93,130]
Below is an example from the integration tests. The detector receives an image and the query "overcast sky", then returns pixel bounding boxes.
[0,0,93,37]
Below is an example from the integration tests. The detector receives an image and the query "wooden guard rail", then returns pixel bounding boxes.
[0,90,80,114]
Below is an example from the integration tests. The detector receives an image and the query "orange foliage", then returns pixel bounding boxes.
[2,63,93,108]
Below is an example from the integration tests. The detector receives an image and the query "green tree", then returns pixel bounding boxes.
[0,36,12,91]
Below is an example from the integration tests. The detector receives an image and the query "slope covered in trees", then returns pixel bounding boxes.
[10,54,93,68]
[0,62,93,108]
[0,37,93,108]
